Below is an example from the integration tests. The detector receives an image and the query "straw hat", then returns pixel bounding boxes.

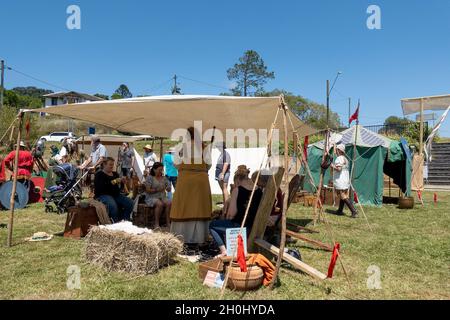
[336,144,346,153]
[15,141,26,148]
[144,144,153,151]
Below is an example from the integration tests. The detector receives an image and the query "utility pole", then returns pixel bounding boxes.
[172,74,181,95]
[1,60,5,110]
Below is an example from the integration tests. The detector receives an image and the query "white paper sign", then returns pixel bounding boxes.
[203,271,224,289]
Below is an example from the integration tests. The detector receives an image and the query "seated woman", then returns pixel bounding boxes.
[209,165,263,257]
[94,157,134,222]
[140,162,171,228]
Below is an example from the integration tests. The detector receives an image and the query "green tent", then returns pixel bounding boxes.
[303,125,412,206]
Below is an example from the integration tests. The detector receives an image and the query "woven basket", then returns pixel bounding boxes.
[398,196,414,209]
[227,263,264,291]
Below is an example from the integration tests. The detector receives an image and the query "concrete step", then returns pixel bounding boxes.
[432,143,450,146]
[430,159,450,163]
[427,179,450,186]
[428,169,450,173]
[428,167,450,174]
[426,181,450,186]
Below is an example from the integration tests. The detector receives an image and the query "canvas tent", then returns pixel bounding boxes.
[304,125,412,206]
[29,95,316,139]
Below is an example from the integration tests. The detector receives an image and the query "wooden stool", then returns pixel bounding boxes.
[132,204,166,229]
[64,205,99,239]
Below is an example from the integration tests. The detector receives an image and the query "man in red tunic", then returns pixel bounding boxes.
[4,141,34,180]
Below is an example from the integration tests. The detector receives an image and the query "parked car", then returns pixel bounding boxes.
[39,132,76,143]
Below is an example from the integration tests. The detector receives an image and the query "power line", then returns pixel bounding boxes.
[6,65,72,91]
[147,77,174,95]
[177,75,229,91]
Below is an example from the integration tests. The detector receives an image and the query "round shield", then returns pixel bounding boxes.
[0,181,29,210]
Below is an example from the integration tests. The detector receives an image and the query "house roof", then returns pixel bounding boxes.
[43,91,104,101]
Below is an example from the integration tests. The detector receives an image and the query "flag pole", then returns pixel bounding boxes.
[349,100,360,204]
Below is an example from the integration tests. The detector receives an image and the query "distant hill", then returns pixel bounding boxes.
[12,86,53,99]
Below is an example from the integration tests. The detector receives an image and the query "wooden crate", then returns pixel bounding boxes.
[198,258,226,280]
[64,205,99,239]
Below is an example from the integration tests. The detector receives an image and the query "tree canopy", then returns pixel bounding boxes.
[227,50,274,96]
[259,89,341,130]
[113,84,132,99]
[94,93,109,100]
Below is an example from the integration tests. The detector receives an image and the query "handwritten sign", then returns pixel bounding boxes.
[225,227,247,257]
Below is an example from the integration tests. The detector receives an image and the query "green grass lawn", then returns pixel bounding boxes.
[1,192,449,300]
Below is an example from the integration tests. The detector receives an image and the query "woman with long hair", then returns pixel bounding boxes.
[145,162,171,228]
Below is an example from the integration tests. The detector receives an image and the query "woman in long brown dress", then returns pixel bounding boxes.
[170,127,212,245]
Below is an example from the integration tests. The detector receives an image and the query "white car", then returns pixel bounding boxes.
[39,132,76,143]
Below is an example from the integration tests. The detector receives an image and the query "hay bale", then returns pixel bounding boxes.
[85,226,183,275]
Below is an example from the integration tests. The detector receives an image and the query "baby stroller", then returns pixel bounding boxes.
[43,163,82,214]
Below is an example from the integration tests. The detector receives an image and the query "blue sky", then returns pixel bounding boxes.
[1,0,449,135]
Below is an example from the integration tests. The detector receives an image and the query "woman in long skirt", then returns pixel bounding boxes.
[170,127,212,245]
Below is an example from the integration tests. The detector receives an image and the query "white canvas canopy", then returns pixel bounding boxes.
[401,94,450,115]
[312,125,393,150]
[28,95,316,139]
[208,147,267,194]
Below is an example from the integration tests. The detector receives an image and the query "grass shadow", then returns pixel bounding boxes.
[286,218,313,227]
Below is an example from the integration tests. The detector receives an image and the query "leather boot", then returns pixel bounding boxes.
[343,198,358,218]
[334,200,345,215]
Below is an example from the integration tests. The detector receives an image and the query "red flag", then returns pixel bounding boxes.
[434,193,437,203]
[349,102,360,124]
[236,234,247,272]
[327,243,340,278]
[353,192,359,203]
[303,136,309,159]
[418,191,422,201]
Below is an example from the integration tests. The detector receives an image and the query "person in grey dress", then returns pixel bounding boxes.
[143,162,172,228]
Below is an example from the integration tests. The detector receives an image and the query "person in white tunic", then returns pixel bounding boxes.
[331,144,358,218]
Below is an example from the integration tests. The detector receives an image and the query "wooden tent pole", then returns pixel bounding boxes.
[0,118,17,143]
[293,132,298,173]
[314,129,329,225]
[7,111,24,247]
[349,123,359,204]
[270,102,290,289]
[159,137,164,162]
[9,125,16,144]
[419,98,424,156]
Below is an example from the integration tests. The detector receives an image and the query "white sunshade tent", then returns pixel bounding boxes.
[401,94,450,115]
[30,95,317,139]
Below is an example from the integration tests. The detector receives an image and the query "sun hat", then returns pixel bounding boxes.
[144,144,153,150]
[336,144,346,153]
